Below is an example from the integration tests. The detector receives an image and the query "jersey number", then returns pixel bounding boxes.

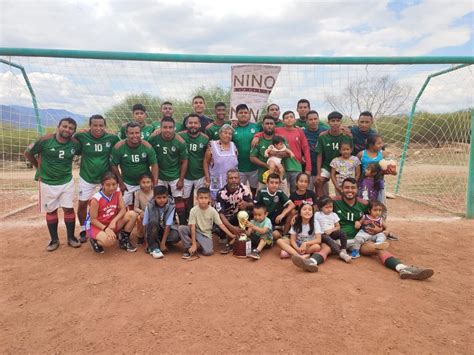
[190,143,197,152]
[94,144,103,152]
[346,212,355,221]
[162,147,168,154]
[332,142,339,150]
[131,154,140,162]
[59,150,65,159]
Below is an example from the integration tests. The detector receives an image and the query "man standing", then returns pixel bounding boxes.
[232,104,261,196]
[182,95,213,133]
[118,103,155,141]
[266,103,283,127]
[295,99,329,131]
[179,114,209,218]
[24,118,82,251]
[111,122,158,208]
[215,169,254,253]
[148,117,188,224]
[75,114,120,242]
[205,102,229,140]
[303,110,328,192]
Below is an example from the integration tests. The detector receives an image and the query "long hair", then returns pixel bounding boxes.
[292,203,314,236]
[366,163,384,192]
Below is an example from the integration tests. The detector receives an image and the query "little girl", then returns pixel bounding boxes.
[314,196,352,263]
[351,200,389,258]
[289,172,318,211]
[330,142,361,195]
[134,173,154,245]
[276,203,322,258]
[87,172,138,254]
[358,163,384,201]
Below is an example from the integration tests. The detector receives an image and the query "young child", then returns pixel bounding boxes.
[87,172,138,254]
[133,173,154,245]
[358,163,384,201]
[142,185,180,259]
[314,196,352,263]
[351,200,389,258]
[330,142,361,195]
[254,173,295,238]
[264,135,295,179]
[276,203,322,258]
[245,204,274,260]
[289,172,318,211]
[178,187,236,259]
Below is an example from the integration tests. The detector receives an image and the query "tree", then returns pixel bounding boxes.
[325,75,411,121]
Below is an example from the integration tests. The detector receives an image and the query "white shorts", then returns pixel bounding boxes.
[182,177,206,199]
[39,179,75,213]
[267,156,282,166]
[123,183,140,206]
[78,176,100,201]
[321,168,331,179]
[239,170,258,189]
[158,179,183,198]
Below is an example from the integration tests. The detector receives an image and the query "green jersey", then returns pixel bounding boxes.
[205,121,229,141]
[179,131,209,180]
[148,134,188,181]
[75,131,120,184]
[250,136,274,184]
[118,122,155,141]
[26,134,81,185]
[315,132,352,172]
[254,188,290,218]
[333,197,368,239]
[151,120,184,133]
[296,119,329,131]
[232,122,261,172]
[111,140,157,185]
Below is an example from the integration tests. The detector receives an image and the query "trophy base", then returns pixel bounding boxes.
[233,238,251,258]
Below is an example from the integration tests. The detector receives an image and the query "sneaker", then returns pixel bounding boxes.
[399,266,434,281]
[280,250,290,259]
[387,233,399,241]
[123,240,137,253]
[351,249,361,259]
[79,231,88,243]
[220,243,233,255]
[67,237,81,248]
[46,240,60,252]
[291,255,318,272]
[89,238,104,254]
[374,241,390,250]
[137,236,145,245]
[182,250,192,259]
[248,249,261,260]
[150,248,164,259]
[339,250,352,263]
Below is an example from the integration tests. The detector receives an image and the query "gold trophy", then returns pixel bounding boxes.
[234,210,250,257]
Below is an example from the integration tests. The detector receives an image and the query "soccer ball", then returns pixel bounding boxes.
[379,158,397,172]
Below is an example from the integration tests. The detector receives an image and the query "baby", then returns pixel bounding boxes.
[264,135,294,178]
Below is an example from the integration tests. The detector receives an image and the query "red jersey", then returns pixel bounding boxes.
[90,189,121,226]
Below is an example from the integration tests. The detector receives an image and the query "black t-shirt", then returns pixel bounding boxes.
[290,190,318,209]
[183,115,214,133]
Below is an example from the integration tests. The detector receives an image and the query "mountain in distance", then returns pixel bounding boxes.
[0,104,87,129]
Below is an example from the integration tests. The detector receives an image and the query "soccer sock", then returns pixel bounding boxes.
[309,247,330,265]
[46,212,59,242]
[175,198,186,225]
[64,210,76,240]
[378,251,404,272]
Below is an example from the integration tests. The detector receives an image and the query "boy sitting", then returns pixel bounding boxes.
[254,173,295,239]
[142,185,180,259]
[178,187,237,259]
[246,203,274,260]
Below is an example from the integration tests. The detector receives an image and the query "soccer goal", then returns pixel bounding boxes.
[0,48,472,217]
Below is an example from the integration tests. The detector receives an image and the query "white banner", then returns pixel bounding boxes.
[230,65,281,122]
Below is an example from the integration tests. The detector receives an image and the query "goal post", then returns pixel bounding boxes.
[0,47,472,217]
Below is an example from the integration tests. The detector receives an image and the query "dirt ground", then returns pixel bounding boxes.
[1,197,473,354]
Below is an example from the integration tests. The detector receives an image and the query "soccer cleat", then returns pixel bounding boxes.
[89,238,104,254]
[67,237,81,248]
[150,248,164,259]
[46,240,60,252]
[79,231,88,243]
[220,243,233,255]
[248,249,261,260]
[291,255,318,272]
[351,249,361,259]
[399,266,434,281]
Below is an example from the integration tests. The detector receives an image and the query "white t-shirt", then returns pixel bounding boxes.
[314,211,340,233]
[290,220,322,244]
